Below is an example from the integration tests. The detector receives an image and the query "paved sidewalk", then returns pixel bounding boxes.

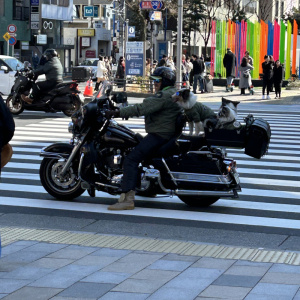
[1,227,300,300]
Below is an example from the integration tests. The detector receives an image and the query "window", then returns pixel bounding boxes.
[275,1,279,16]
[13,0,29,21]
[0,0,4,17]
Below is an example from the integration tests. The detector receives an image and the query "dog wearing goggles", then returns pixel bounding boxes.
[172,89,216,135]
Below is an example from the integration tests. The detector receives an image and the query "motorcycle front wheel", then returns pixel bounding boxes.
[62,99,81,117]
[6,95,24,115]
[40,157,84,200]
[178,196,220,207]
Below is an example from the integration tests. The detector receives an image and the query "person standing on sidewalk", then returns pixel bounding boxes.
[238,57,254,95]
[244,51,253,66]
[223,48,236,92]
[116,56,125,88]
[273,60,283,99]
[191,54,205,94]
[262,55,274,100]
[95,56,107,91]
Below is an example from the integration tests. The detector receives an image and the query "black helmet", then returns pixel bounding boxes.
[151,67,176,90]
[43,49,58,60]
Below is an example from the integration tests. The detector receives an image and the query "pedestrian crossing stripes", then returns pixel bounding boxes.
[1,109,300,235]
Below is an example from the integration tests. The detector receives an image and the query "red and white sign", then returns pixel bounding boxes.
[86,50,96,58]
[140,1,153,9]
[7,24,17,33]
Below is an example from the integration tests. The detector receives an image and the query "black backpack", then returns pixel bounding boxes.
[0,94,15,146]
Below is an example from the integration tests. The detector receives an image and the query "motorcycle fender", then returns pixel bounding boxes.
[40,143,74,159]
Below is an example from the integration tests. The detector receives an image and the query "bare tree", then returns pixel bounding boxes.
[221,0,257,21]
[199,0,220,57]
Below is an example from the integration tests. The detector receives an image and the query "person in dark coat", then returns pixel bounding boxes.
[223,48,236,92]
[191,54,205,94]
[116,56,125,88]
[262,55,274,100]
[32,52,39,69]
[158,54,167,67]
[273,60,283,99]
[0,94,15,175]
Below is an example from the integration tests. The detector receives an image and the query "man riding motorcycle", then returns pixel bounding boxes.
[105,66,182,210]
[21,49,63,104]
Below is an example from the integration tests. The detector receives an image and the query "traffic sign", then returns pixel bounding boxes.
[139,1,163,10]
[84,6,94,17]
[3,32,11,42]
[9,36,17,46]
[149,11,162,21]
[128,26,135,38]
[7,24,17,33]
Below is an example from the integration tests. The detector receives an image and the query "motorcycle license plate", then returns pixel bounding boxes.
[232,171,240,184]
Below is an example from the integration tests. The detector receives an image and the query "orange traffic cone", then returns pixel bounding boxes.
[83,79,94,97]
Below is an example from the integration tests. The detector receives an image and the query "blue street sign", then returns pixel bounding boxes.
[94,6,99,17]
[151,1,163,10]
[30,0,39,5]
[128,26,135,38]
[84,6,94,18]
[125,53,144,76]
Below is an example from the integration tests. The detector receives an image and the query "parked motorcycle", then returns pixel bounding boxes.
[38,83,271,208]
[5,68,84,117]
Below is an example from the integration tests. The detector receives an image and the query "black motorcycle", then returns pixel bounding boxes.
[38,84,272,208]
[6,68,84,117]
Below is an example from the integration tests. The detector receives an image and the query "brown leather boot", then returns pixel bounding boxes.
[108,190,135,210]
[21,94,33,104]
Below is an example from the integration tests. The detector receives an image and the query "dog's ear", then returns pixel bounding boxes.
[182,89,190,100]
[221,98,240,107]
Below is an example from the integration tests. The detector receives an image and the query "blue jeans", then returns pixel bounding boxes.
[193,74,204,93]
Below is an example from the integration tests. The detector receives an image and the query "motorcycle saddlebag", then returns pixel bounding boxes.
[244,118,271,159]
[204,125,246,149]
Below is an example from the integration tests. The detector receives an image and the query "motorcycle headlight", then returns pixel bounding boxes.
[68,121,74,133]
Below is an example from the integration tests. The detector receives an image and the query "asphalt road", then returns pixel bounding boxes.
[0,100,300,252]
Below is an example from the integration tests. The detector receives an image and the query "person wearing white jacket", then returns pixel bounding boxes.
[95,56,107,91]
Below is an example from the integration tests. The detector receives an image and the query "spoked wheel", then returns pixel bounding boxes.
[40,157,84,200]
[63,100,81,117]
[6,95,24,115]
[178,196,220,207]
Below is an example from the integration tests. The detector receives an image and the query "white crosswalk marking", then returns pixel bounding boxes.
[1,109,300,234]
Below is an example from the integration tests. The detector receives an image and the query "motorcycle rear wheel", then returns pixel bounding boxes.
[6,95,24,115]
[62,99,81,117]
[178,196,220,207]
[40,157,84,200]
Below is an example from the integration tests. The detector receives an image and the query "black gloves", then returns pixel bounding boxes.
[105,109,120,119]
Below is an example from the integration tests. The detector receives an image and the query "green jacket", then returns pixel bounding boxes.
[185,102,216,123]
[120,87,181,139]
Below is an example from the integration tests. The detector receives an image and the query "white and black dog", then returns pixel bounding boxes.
[212,98,241,129]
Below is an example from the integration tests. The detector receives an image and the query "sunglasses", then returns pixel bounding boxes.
[153,78,161,83]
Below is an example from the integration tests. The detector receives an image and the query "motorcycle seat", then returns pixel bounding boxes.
[48,82,72,96]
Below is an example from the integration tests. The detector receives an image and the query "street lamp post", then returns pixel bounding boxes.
[176,0,183,89]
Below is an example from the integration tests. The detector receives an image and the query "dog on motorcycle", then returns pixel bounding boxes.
[172,88,216,135]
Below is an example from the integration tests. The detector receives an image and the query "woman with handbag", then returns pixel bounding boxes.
[95,55,107,91]
[238,57,254,95]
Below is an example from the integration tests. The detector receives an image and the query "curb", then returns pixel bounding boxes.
[1,227,299,265]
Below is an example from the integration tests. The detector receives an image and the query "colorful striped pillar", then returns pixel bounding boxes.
[292,19,298,75]
[253,21,260,79]
[285,21,292,80]
[273,20,280,61]
[267,21,274,56]
[280,20,286,64]
[221,20,226,77]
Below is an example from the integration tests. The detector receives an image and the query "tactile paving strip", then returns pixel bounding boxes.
[1,227,299,265]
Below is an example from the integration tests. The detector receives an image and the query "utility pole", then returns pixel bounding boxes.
[176,0,183,89]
